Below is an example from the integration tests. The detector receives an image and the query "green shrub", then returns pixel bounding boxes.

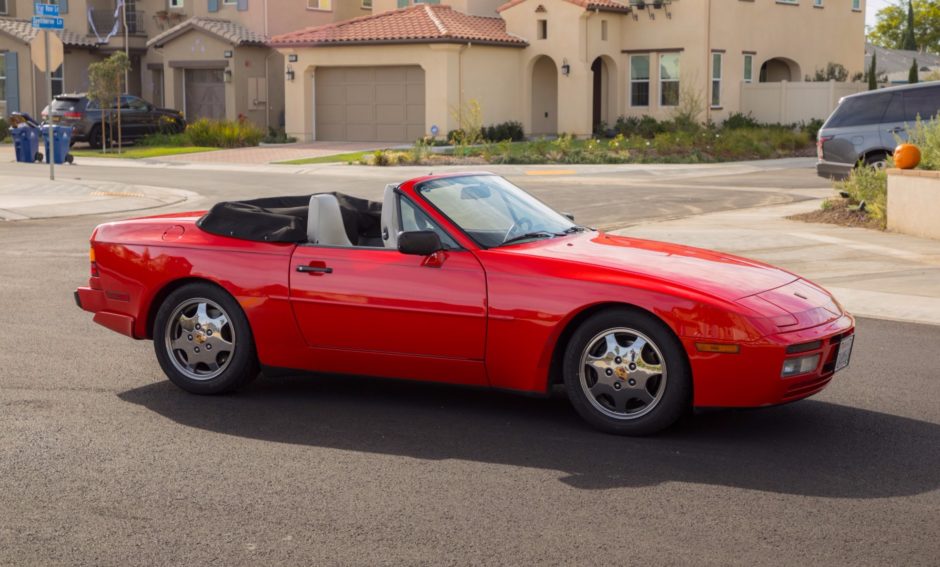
[138,132,187,147]
[482,121,524,142]
[372,150,391,166]
[614,115,669,139]
[722,112,761,130]
[262,127,297,144]
[836,164,887,224]
[0,118,9,141]
[902,113,940,171]
[184,118,263,148]
[801,118,825,141]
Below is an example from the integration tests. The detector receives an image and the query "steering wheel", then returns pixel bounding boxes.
[502,217,534,244]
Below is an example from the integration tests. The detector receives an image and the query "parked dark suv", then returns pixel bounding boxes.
[817,81,940,179]
[42,93,186,148]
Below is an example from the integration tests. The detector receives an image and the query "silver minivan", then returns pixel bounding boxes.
[816,81,940,179]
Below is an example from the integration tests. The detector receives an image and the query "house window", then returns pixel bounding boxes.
[0,0,7,15]
[851,0,860,10]
[814,0,823,6]
[223,0,237,4]
[743,54,753,83]
[776,0,798,4]
[169,0,183,8]
[711,52,722,108]
[660,53,679,107]
[537,20,547,40]
[601,20,608,41]
[308,0,332,9]
[362,0,372,8]
[51,64,63,97]
[630,54,650,107]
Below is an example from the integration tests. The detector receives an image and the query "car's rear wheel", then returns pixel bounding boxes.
[563,309,691,435]
[88,125,102,149]
[864,152,889,170]
[153,283,259,395]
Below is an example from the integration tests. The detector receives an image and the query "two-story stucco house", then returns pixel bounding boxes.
[0,0,372,126]
[272,0,866,142]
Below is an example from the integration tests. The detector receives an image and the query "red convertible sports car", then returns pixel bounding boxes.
[75,173,855,435]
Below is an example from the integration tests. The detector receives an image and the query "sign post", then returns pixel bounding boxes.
[32,4,63,181]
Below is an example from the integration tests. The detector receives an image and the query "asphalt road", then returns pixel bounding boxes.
[1,162,937,566]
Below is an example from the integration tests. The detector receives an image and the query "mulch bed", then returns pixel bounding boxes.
[788,198,884,230]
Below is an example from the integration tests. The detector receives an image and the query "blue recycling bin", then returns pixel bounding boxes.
[41,125,74,165]
[10,127,42,163]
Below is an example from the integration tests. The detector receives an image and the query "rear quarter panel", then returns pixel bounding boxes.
[90,217,305,367]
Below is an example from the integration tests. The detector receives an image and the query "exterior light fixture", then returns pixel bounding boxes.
[286,65,295,82]
[561,59,571,76]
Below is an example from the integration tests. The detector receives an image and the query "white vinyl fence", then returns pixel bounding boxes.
[740,80,867,124]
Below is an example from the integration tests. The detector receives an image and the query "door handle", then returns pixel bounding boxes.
[297,265,333,274]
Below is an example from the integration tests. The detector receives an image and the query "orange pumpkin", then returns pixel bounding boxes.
[894,143,921,170]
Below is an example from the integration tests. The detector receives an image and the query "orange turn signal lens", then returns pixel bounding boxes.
[695,343,741,354]
[89,247,96,263]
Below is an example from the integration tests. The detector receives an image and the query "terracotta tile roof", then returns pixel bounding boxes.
[270,5,527,48]
[0,17,97,47]
[498,0,632,13]
[147,17,267,48]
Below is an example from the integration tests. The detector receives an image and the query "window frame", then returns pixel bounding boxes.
[659,53,680,108]
[711,52,722,108]
[630,54,650,107]
[537,19,548,40]
[743,54,754,83]
[852,0,861,11]
[0,53,6,101]
[51,63,64,98]
[307,0,332,10]
[168,0,184,9]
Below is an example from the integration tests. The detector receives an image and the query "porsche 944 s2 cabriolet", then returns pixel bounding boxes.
[75,173,855,435]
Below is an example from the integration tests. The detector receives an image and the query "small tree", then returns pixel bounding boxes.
[902,0,918,51]
[868,51,878,91]
[909,58,920,84]
[87,52,131,153]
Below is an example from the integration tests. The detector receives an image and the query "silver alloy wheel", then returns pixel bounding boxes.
[164,297,236,381]
[579,327,667,420]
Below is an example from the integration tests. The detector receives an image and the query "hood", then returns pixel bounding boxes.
[501,232,800,303]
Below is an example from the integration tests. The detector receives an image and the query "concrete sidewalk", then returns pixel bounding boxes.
[613,199,940,326]
[0,176,199,221]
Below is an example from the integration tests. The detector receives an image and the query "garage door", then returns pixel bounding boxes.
[184,69,225,121]
[315,66,425,142]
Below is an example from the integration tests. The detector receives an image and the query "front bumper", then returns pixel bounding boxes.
[75,286,137,338]
[816,159,852,180]
[686,313,855,408]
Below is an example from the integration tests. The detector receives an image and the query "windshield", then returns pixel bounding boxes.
[416,175,579,248]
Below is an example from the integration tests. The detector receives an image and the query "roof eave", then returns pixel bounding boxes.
[269,38,528,49]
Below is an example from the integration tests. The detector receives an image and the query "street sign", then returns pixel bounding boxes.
[30,31,63,72]
[34,3,60,16]
[31,16,64,30]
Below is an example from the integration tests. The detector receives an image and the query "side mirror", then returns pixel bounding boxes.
[563,212,575,221]
[398,230,443,256]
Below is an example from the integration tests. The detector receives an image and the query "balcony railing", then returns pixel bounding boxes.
[87,8,147,38]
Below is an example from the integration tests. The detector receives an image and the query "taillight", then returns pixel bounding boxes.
[817,135,834,160]
[63,112,82,120]
[90,247,99,277]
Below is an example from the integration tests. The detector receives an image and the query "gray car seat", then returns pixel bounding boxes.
[307,194,353,247]
[381,184,401,249]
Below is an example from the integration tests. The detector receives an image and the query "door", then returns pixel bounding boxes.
[121,95,152,138]
[184,68,225,121]
[289,246,487,362]
[315,66,425,142]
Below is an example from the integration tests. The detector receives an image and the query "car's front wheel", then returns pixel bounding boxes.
[563,309,691,435]
[153,283,259,395]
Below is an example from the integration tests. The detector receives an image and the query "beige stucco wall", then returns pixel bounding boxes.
[280,41,523,142]
[0,36,34,115]
[887,169,940,240]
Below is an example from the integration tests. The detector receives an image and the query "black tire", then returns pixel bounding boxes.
[65,154,74,164]
[562,308,691,435]
[153,282,259,395]
[863,152,889,170]
[88,125,102,149]
[34,152,43,163]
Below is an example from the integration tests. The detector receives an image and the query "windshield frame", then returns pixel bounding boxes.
[412,174,579,249]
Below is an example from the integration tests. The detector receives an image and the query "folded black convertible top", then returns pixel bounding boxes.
[195,192,382,244]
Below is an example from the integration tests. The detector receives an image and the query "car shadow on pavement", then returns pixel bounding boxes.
[119,374,940,499]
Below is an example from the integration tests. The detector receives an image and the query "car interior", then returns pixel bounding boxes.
[196,186,452,250]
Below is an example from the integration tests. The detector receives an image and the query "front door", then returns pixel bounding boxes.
[289,246,488,383]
